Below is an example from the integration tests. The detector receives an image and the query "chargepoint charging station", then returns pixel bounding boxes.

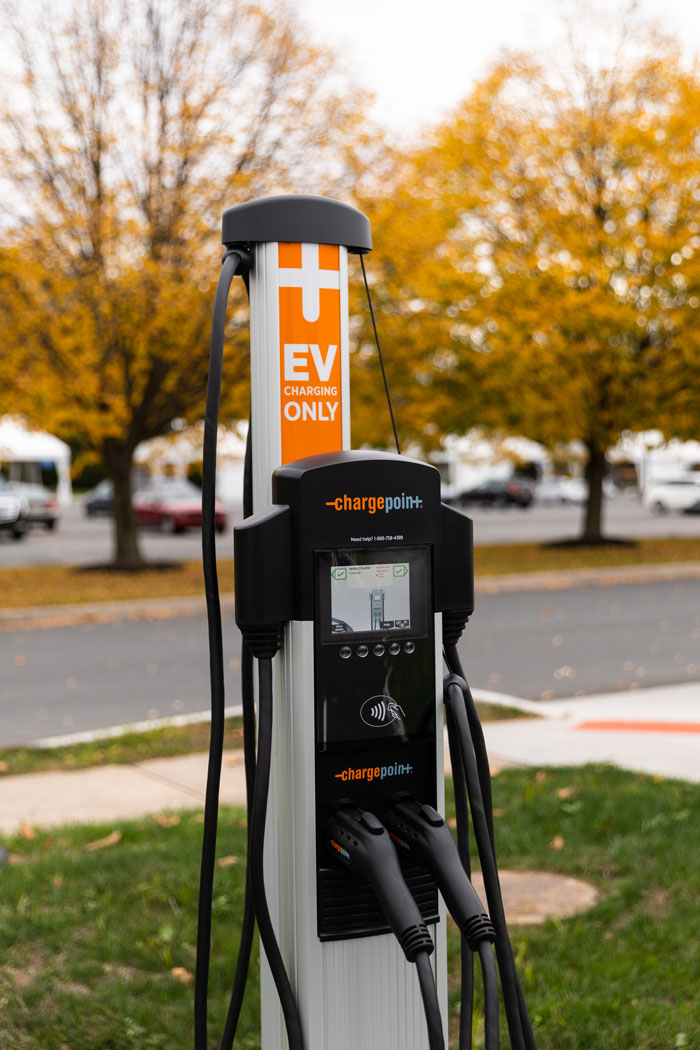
[197,195,538,1050]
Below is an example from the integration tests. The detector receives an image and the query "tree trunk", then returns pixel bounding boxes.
[579,439,607,544]
[104,439,145,569]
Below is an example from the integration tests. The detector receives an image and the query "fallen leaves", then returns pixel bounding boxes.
[18,821,35,840]
[170,966,192,985]
[549,834,565,852]
[155,814,181,828]
[84,829,122,852]
[217,855,239,868]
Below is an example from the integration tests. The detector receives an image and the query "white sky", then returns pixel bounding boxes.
[292,0,700,138]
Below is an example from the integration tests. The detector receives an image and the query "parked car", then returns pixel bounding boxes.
[642,479,700,515]
[458,478,534,509]
[8,482,59,529]
[83,479,115,517]
[534,477,587,505]
[132,481,227,533]
[0,478,28,540]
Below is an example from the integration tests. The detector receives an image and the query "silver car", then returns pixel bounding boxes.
[8,481,60,529]
[0,478,28,540]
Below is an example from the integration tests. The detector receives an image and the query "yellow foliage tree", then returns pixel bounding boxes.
[353,29,700,542]
[0,0,374,566]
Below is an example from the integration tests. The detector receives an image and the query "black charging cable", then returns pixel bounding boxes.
[219,417,257,1050]
[325,802,445,1050]
[248,655,305,1050]
[219,636,256,1050]
[415,951,445,1050]
[197,247,252,1050]
[445,707,475,1049]
[444,644,538,1050]
[443,667,538,1050]
[478,942,500,1050]
[360,254,401,455]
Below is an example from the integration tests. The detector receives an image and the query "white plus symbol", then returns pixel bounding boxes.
[278,243,340,323]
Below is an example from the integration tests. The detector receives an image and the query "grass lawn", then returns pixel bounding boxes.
[1,765,697,1049]
[2,536,700,609]
[0,718,244,779]
[0,704,522,779]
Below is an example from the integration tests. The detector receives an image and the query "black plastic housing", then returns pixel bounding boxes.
[222,194,372,254]
[435,503,474,625]
[233,504,292,657]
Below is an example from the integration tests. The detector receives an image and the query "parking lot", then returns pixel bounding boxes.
[1,492,699,568]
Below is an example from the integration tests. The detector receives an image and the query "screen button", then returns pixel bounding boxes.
[339,646,352,659]
[357,644,369,658]
[404,641,415,654]
[373,643,385,657]
[389,642,401,656]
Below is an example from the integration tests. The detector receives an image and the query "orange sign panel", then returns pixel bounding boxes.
[278,242,343,463]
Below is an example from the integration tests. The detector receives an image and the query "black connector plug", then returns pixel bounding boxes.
[383,794,495,950]
[325,801,434,961]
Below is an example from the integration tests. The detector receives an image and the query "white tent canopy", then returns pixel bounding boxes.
[0,416,73,505]
[135,421,247,504]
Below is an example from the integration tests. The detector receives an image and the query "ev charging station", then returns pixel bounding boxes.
[198,194,537,1050]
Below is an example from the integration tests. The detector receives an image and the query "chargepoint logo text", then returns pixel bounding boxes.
[325,492,423,515]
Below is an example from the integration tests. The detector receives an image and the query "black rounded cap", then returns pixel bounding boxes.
[222,194,372,254]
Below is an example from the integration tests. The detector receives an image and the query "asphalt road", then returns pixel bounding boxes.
[2,578,699,746]
[2,496,700,568]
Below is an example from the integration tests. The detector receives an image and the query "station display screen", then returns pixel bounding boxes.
[316,546,429,643]
[330,562,411,635]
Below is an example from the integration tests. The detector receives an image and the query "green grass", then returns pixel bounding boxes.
[0,706,521,779]
[0,718,244,779]
[445,767,699,1049]
[1,766,697,1049]
[2,536,700,610]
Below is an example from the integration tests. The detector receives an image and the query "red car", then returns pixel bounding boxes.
[133,482,227,534]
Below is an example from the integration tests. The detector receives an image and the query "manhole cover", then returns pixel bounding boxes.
[471,870,599,925]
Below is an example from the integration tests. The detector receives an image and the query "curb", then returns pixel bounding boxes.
[474,560,700,594]
[0,593,234,630]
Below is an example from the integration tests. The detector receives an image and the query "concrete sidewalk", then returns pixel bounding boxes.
[0,681,697,836]
[0,748,248,836]
[481,681,699,783]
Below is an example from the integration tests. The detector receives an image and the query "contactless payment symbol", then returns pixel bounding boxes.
[360,695,406,728]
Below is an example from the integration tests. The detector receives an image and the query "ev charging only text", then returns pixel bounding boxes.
[283,343,339,422]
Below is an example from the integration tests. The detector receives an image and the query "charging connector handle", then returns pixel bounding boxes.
[383,796,495,950]
[326,803,444,1050]
[325,802,434,961]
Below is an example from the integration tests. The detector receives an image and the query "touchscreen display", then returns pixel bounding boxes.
[330,562,410,635]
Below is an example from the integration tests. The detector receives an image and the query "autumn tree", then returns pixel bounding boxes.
[0,0,374,566]
[353,18,700,542]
